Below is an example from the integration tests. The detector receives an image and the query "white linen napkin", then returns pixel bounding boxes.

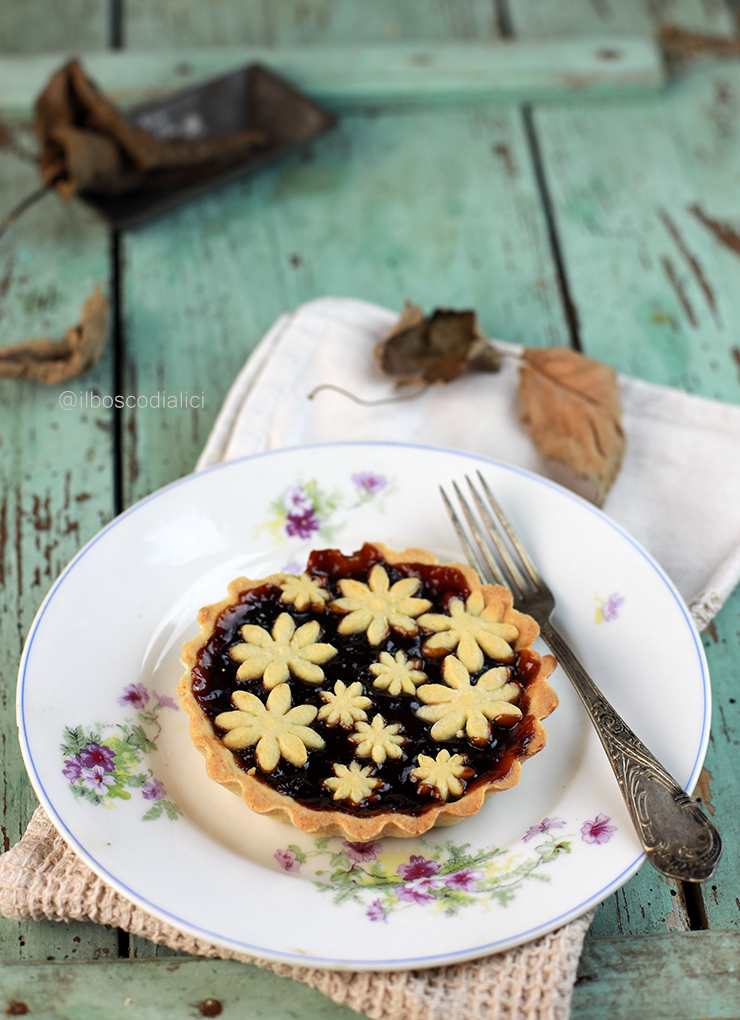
[198,296,740,631]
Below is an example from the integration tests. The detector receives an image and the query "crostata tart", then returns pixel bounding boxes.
[178,542,558,840]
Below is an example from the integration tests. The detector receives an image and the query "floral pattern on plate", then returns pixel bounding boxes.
[595,592,624,624]
[273,818,606,920]
[274,814,617,922]
[257,471,394,548]
[61,683,181,822]
[349,472,395,509]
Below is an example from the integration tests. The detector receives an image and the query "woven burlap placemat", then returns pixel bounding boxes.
[0,805,593,1020]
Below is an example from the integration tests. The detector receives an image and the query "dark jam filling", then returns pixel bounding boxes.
[192,543,539,816]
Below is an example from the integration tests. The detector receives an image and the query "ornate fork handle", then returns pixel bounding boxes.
[540,620,722,882]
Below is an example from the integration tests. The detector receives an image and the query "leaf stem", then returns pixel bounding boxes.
[307,382,429,406]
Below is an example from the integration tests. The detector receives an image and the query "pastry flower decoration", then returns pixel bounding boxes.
[410,749,471,801]
[214,683,324,772]
[331,564,432,645]
[229,612,336,689]
[369,649,427,696]
[349,714,405,764]
[323,761,381,804]
[279,573,330,612]
[318,680,372,728]
[415,655,522,742]
[419,591,519,672]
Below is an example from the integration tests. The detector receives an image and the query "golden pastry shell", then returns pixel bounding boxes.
[178,542,558,840]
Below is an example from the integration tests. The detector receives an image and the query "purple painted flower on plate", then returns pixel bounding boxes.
[119,683,150,709]
[397,878,439,904]
[445,868,483,892]
[343,840,383,863]
[62,756,84,781]
[595,592,624,624]
[154,693,179,710]
[275,848,301,873]
[80,766,116,794]
[352,472,388,495]
[581,814,617,844]
[142,777,167,801]
[523,817,566,842]
[78,742,116,772]
[285,508,320,540]
[367,898,388,922]
[397,854,440,881]
[286,486,312,511]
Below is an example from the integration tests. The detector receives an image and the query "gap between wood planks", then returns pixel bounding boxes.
[111,231,124,524]
[496,0,582,352]
[110,1,134,960]
[110,0,125,526]
[520,104,583,353]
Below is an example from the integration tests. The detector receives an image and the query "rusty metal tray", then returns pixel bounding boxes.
[82,62,337,229]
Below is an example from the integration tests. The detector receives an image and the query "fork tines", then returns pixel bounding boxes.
[441,472,539,598]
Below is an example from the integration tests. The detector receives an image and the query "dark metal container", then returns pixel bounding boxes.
[82,62,338,228]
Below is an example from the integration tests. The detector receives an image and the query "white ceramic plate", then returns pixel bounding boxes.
[17,442,710,970]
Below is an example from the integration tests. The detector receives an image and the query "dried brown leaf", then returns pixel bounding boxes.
[0,287,108,384]
[35,60,268,199]
[376,304,501,385]
[518,347,624,506]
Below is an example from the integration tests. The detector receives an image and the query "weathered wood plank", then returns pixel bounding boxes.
[1,931,740,1020]
[118,174,291,501]
[0,37,665,123]
[519,60,740,940]
[506,0,740,941]
[0,128,119,962]
[0,956,363,1020]
[507,0,736,38]
[573,931,740,1019]
[0,0,110,54]
[699,585,740,930]
[586,869,692,938]
[123,0,499,47]
[528,86,740,398]
[664,64,740,931]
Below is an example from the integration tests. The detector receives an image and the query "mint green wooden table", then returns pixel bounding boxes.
[2,1,740,1016]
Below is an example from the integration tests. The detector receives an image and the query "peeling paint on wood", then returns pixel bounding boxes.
[574,931,740,1019]
[0,0,109,55]
[694,767,716,817]
[689,203,740,257]
[0,114,118,965]
[492,141,518,176]
[661,254,697,327]
[657,206,719,324]
[732,346,740,382]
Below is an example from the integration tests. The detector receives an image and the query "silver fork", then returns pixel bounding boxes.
[442,472,722,883]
